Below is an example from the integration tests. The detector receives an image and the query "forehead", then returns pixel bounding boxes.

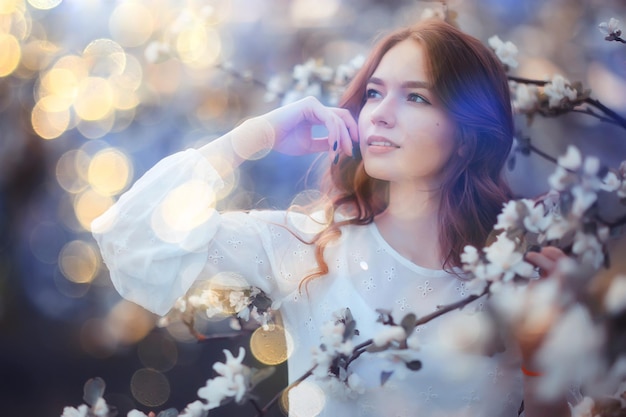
[371,39,429,82]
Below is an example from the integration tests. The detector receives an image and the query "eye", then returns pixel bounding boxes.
[365,88,382,100]
[408,93,430,104]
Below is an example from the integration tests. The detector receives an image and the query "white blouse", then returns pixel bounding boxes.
[92,148,524,417]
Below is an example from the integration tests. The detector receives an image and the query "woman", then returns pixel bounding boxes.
[92,19,569,416]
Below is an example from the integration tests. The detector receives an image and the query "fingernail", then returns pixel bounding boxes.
[333,141,338,151]
[333,154,339,165]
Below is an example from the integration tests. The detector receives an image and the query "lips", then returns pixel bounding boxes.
[366,135,400,148]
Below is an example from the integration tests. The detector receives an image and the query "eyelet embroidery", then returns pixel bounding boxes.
[417,280,433,297]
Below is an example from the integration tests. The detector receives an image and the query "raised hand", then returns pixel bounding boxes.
[260,96,359,158]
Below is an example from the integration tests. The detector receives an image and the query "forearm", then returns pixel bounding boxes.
[197,116,275,178]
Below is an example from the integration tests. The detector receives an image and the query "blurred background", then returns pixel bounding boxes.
[1,0,625,415]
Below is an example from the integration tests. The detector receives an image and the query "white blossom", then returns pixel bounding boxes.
[264,76,285,102]
[488,35,519,68]
[548,166,572,191]
[346,373,365,394]
[604,275,626,314]
[311,320,354,376]
[512,83,540,113]
[373,325,406,347]
[92,398,109,417]
[570,185,598,218]
[484,234,535,281]
[601,171,621,192]
[536,304,605,401]
[570,396,595,417]
[197,347,251,409]
[494,200,521,230]
[598,17,621,36]
[557,145,583,171]
[61,405,89,417]
[572,231,604,269]
[406,332,420,350]
[583,156,601,176]
[461,245,479,268]
[179,400,209,417]
[544,217,575,241]
[544,75,577,108]
[230,290,250,315]
[127,411,149,417]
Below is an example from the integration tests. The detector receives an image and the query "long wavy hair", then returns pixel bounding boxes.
[301,19,513,286]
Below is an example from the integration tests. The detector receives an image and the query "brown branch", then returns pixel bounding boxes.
[415,284,489,326]
[583,97,626,130]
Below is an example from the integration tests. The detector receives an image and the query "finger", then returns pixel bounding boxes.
[307,137,331,154]
[332,108,359,156]
[524,252,556,278]
[540,246,566,262]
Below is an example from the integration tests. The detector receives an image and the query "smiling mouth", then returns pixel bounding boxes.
[367,136,400,148]
[369,141,399,148]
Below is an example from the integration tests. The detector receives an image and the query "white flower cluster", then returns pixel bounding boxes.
[548,145,625,268]
[464,145,626,292]
[61,398,109,417]
[266,55,365,105]
[543,74,578,108]
[310,310,364,398]
[197,347,252,410]
[509,74,580,118]
[159,285,277,330]
[488,35,519,68]
[598,17,622,39]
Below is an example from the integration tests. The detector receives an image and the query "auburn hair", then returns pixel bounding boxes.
[300,19,513,286]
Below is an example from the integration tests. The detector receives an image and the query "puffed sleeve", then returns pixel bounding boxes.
[91,148,281,316]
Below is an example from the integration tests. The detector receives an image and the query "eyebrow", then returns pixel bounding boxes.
[367,77,431,89]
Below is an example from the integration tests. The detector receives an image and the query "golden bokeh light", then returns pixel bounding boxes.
[76,112,116,139]
[74,188,114,231]
[130,368,170,407]
[56,149,90,193]
[250,324,293,365]
[281,380,326,417]
[87,148,132,196]
[27,0,62,10]
[137,332,178,372]
[0,0,23,15]
[109,2,155,48]
[291,0,340,26]
[151,179,217,243]
[107,300,155,345]
[58,239,99,284]
[40,67,79,109]
[109,52,142,91]
[73,76,114,121]
[83,38,126,77]
[0,33,21,77]
[31,96,71,139]
[176,25,221,68]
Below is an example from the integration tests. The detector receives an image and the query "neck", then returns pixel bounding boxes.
[375,182,445,269]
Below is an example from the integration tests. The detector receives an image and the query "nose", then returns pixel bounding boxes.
[369,96,396,127]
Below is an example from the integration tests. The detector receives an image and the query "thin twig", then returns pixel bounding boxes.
[583,97,626,130]
[414,285,490,327]
[526,143,558,165]
[254,365,317,416]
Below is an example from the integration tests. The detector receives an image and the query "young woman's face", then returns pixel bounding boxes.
[358,39,457,190]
